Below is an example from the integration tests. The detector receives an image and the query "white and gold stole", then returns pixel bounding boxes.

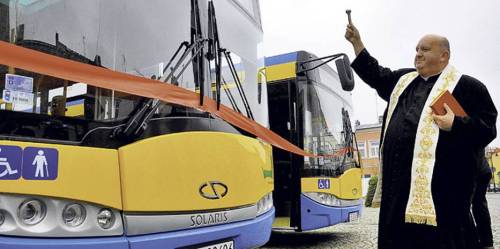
[372,64,462,226]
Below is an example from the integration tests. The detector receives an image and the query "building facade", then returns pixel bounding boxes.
[487,147,500,189]
[355,122,382,178]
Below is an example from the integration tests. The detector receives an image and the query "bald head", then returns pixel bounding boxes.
[414,34,451,78]
[424,34,450,54]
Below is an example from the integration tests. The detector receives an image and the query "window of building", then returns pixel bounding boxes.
[369,140,380,158]
[358,142,366,159]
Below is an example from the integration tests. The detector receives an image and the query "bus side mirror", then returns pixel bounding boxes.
[335,56,355,91]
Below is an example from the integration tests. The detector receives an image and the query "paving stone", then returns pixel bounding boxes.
[262,194,500,248]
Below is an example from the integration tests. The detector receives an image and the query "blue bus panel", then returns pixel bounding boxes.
[0,208,274,249]
[300,194,362,231]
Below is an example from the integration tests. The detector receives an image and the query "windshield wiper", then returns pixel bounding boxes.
[222,49,254,120]
[221,77,241,113]
[207,0,252,119]
[160,41,189,83]
[117,0,208,138]
[160,38,207,86]
[208,0,222,110]
[119,0,255,138]
[191,0,205,106]
[115,98,155,138]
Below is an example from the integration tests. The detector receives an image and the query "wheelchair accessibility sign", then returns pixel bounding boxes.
[0,145,58,180]
[318,179,331,189]
[318,179,330,189]
[0,146,22,180]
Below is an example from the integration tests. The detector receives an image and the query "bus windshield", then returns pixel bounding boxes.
[302,66,357,177]
[1,0,263,136]
[1,0,266,123]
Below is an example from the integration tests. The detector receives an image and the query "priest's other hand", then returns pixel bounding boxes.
[432,104,455,131]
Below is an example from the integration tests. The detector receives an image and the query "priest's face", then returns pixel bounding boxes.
[414,35,449,78]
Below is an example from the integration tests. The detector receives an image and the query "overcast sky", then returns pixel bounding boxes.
[261,0,500,147]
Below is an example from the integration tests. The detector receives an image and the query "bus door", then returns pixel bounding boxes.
[267,76,303,230]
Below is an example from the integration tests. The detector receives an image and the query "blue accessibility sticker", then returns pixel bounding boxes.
[0,145,23,180]
[22,147,58,180]
[5,74,33,93]
[318,179,331,189]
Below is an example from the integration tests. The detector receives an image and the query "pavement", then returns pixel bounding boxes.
[261,193,500,249]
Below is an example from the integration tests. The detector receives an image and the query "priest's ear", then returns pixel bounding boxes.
[439,38,451,62]
[440,49,450,63]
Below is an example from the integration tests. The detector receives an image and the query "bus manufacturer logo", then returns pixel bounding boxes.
[199,181,228,200]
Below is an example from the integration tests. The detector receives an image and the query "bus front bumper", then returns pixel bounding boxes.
[0,208,274,249]
[300,194,362,231]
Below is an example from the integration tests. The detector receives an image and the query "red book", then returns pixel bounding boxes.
[430,90,467,117]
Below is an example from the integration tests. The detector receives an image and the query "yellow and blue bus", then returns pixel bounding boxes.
[265,51,362,231]
[0,1,274,248]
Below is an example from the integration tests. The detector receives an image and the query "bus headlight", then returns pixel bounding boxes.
[62,203,86,227]
[256,192,273,216]
[0,194,123,237]
[303,192,341,207]
[97,209,115,229]
[18,199,46,225]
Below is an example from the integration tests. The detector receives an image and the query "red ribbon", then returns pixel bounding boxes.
[0,41,320,157]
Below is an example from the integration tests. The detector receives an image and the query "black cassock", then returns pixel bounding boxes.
[351,49,497,249]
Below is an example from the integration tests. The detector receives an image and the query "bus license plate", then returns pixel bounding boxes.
[197,241,234,249]
[348,212,359,222]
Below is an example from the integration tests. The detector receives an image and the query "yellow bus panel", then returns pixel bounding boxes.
[301,168,362,200]
[65,104,84,117]
[0,140,122,209]
[265,62,296,82]
[119,132,274,212]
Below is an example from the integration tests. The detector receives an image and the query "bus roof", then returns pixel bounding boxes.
[265,51,340,82]
[264,51,299,67]
[265,51,354,111]
[265,51,338,75]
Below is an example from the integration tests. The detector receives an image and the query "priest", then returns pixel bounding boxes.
[344,24,497,249]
